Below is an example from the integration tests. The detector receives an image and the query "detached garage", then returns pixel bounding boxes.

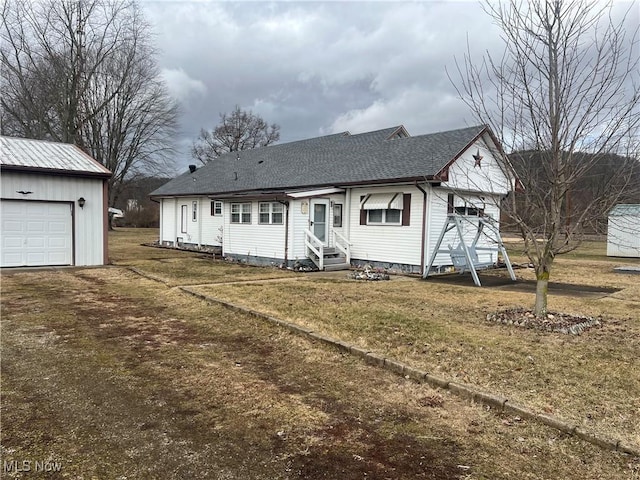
[0,136,111,267]
[607,204,640,258]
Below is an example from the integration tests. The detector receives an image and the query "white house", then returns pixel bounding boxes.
[0,136,111,267]
[151,125,518,275]
[607,204,640,258]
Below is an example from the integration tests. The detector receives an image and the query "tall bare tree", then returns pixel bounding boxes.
[1,0,178,210]
[192,105,280,164]
[452,0,640,316]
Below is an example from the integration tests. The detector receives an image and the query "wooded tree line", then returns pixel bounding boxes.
[112,176,169,227]
[1,0,178,210]
[505,150,640,235]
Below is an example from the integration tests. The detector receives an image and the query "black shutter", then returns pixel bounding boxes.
[360,195,367,225]
[402,193,411,226]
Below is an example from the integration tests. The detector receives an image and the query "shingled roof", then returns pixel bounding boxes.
[151,124,488,197]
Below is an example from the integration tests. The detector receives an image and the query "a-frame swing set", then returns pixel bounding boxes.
[423,213,516,287]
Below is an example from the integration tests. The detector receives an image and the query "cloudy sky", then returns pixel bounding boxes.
[140,1,637,173]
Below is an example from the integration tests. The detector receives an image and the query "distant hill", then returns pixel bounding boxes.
[502,150,640,234]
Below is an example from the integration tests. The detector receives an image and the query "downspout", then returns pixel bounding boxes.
[279,200,290,266]
[415,182,428,275]
[174,197,179,244]
[345,188,351,241]
[197,197,203,247]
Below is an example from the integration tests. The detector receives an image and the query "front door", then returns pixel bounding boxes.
[310,199,329,246]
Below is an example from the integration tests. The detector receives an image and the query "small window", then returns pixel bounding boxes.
[181,205,188,233]
[367,209,401,225]
[333,203,343,227]
[211,200,223,216]
[258,202,283,225]
[192,201,198,221]
[231,203,252,224]
[451,195,484,217]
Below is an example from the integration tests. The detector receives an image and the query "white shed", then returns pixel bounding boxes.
[607,204,640,258]
[0,136,112,267]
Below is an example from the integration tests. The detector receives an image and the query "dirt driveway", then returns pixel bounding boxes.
[1,255,637,478]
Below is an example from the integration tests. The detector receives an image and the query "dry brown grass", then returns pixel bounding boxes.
[110,230,640,451]
[1,228,638,479]
[194,269,640,448]
[109,227,296,286]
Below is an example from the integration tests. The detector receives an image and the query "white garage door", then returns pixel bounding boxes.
[1,200,73,267]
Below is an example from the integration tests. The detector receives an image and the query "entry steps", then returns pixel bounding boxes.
[317,247,351,271]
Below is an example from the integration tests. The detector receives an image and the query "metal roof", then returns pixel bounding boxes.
[151,124,489,197]
[0,136,111,177]
[286,187,345,198]
[609,204,640,216]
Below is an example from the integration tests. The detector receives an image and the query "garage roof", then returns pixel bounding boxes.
[0,136,111,177]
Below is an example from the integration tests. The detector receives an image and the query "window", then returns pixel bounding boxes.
[455,206,484,216]
[211,200,223,216]
[259,202,283,224]
[449,194,484,216]
[367,208,402,225]
[181,205,188,233]
[360,193,410,226]
[333,203,343,227]
[192,201,198,221]
[231,203,251,224]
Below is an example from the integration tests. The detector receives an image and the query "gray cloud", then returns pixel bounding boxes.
[142,1,505,173]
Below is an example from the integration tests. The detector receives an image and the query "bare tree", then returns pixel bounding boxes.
[451,0,640,316]
[192,105,280,164]
[1,0,178,213]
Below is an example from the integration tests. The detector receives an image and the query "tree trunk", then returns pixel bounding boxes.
[534,262,551,317]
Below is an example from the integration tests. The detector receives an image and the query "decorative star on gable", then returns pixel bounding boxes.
[473,149,483,168]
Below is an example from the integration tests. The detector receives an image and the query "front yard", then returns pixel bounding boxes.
[1,228,638,479]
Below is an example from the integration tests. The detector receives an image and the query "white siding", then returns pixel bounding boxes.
[290,199,310,260]
[224,201,287,259]
[159,196,222,247]
[177,197,200,244]
[349,185,424,266]
[159,199,176,244]
[328,193,347,241]
[445,136,512,195]
[607,214,640,257]
[1,171,106,266]
[426,189,502,267]
[426,189,453,266]
[201,199,224,246]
